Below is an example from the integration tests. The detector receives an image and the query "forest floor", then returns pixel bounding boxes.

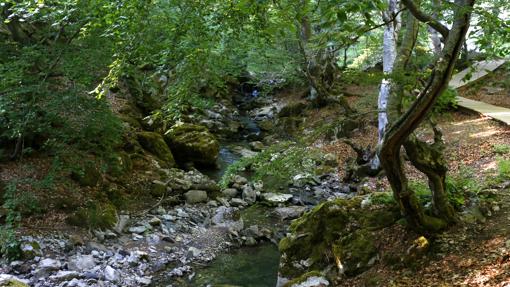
[349,185,510,287]
[336,64,510,286]
[326,110,510,287]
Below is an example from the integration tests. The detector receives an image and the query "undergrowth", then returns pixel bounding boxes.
[220,142,330,190]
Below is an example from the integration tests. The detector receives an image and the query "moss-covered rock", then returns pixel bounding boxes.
[164,123,219,166]
[0,276,29,287]
[333,229,377,276]
[71,163,101,187]
[137,131,176,167]
[283,271,329,287]
[278,102,308,118]
[279,196,400,280]
[66,203,117,229]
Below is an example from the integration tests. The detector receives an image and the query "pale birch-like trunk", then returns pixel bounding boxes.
[372,0,400,169]
[428,0,442,54]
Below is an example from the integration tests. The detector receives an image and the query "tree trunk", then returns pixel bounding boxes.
[373,0,400,170]
[404,130,456,222]
[380,0,475,231]
[297,7,351,112]
[428,0,442,54]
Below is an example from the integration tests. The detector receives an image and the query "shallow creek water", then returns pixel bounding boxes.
[187,244,280,287]
[182,105,281,286]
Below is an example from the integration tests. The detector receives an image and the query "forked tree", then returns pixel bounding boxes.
[379,0,476,231]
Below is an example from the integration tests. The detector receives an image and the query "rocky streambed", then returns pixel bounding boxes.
[0,170,352,287]
[0,93,353,287]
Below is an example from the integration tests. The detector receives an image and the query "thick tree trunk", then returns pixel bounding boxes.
[380,0,475,231]
[404,131,456,222]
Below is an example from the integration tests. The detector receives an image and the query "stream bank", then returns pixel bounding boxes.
[0,87,352,287]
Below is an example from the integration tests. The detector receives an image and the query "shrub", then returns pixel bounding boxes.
[493,144,510,155]
[497,158,510,179]
[220,142,329,190]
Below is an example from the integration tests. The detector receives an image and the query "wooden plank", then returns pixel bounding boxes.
[457,96,510,125]
[449,59,510,125]
[450,59,506,89]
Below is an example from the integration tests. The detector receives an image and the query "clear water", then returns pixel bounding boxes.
[189,244,280,287]
[201,146,241,181]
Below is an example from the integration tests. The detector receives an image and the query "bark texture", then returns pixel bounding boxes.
[380,0,475,231]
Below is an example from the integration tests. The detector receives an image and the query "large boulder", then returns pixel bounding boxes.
[278,197,400,282]
[164,123,219,166]
[137,132,176,167]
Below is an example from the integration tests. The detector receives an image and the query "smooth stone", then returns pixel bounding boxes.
[104,266,120,282]
[260,193,293,203]
[249,141,264,151]
[68,255,96,272]
[242,185,257,204]
[38,258,61,270]
[50,270,81,282]
[274,206,307,220]
[221,188,239,198]
[129,225,148,234]
[184,190,208,204]
[230,198,247,207]
[149,217,162,226]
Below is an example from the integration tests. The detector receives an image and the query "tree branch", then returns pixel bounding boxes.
[402,0,450,39]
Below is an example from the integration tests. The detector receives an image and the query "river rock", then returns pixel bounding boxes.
[50,270,81,282]
[233,175,248,186]
[230,198,247,207]
[221,188,238,198]
[104,265,120,282]
[242,185,257,204]
[129,225,148,234]
[289,276,330,287]
[212,206,243,232]
[137,131,176,167]
[35,258,61,277]
[164,123,220,166]
[260,193,293,204]
[68,254,96,271]
[184,190,208,204]
[231,146,257,158]
[20,240,41,259]
[274,206,308,220]
[136,277,152,286]
[0,274,29,286]
[250,141,264,151]
[149,216,162,226]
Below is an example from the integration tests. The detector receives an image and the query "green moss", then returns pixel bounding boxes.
[336,229,377,276]
[137,131,176,167]
[366,192,395,206]
[422,214,447,232]
[66,203,117,229]
[362,209,400,230]
[282,271,324,287]
[106,152,133,177]
[278,102,308,118]
[164,123,219,166]
[71,162,101,187]
[1,279,29,287]
[279,198,362,277]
